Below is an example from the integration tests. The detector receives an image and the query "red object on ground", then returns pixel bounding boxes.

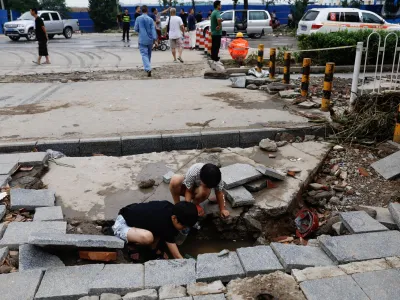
[358,167,369,176]
[295,208,319,238]
[196,204,205,216]
[79,251,117,262]
[228,38,249,62]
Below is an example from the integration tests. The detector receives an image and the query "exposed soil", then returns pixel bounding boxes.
[0,103,70,116]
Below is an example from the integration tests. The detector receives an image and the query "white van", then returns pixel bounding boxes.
[297,8,400,36]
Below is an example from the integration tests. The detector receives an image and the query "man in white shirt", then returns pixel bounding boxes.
[168,8,185,63]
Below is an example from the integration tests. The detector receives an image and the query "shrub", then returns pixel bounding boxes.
[297,30,400,65]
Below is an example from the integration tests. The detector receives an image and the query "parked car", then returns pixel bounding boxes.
[196,9,272,39]
[3,10,80,41]
[297,8,400,36]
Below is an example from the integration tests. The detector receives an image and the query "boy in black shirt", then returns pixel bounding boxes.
[113,200,198,259]
[30,8,50,65]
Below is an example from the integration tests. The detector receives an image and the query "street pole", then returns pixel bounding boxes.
[350,42,363,109]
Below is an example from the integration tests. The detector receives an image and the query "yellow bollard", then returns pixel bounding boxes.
[394,104,400,143]
[269,48,276,79]
[301,58,311,97]
[256,44,264,72]
[283,52,291,84]
[321,62,335,112]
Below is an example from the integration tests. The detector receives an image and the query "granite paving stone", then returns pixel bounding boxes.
[371,149,400,179]
[0,175,9,187]
[163,171,175,184]
[318,231,400,264]
[19,244,65,271]
[0,223,6,239]
[255,165,286,181]
[122,135,162,155]
[0,153,19,164]
[159,285,187,299]
[224,186,255,208]
[78,296,100,300]
[236,246,284,276]
[243,179,268,192]
[220,163,263,189]
[339,211,389,233]
[0,205,5,221]
[0,221,66,250]
[300,275,369,300]
[123,289,158,300]
[388,202,400,229]
[80,137,122,156]
[291,266,346,283]
[270,243,334,272]
[33,206,64,221]
[162,133,202,151]
[36,139,80,156]
[145,259,196,288]
[167,298,192,300]
[89,264,144,295]
[35,264,104,300]
[100,294,122,300]
[10,188,55,211]
[0,162,18,176]
[18,152,49,166]
[338,258,390,275]
[29,232,124,249]
[187,281,226,296]
[0,269,44,300]
[361,205,398,230]
[196,252,245,282]
[193,294,226,300]
[0,246,8,263]
[352,269,400,300]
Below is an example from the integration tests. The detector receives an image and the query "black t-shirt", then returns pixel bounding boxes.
[134,12,141,20]
[195,13,203,23]
[180,12,188,27]
[35,17,46,41]
[119,200,178,243]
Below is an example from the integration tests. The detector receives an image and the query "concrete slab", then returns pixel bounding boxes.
[193,295,225,300]
[196,252,245,282]
[361,205,398,230]
[33,206,64,221]
[270,243,334,272]
[36,139,80,156]
[388,202,400,229]
[19,244,65,271]
[10,188,55,211]
[0,221,66,250]
[29,232,124,249]
[0,246,8,263]
[18,152,49,166]
[236,246,284,276]
[0,269,44,300]
[243,178,267,192]
[220,163,263,189]
[35,264,104,300]
[371,150,400,179]
[80,137,122,156]
[339,258,391,275]
[224,186,255,208]
[0,205,5,221]
[159,285,187,299]
[0,175,9,188]
[123,289,158,300]
[90,264,144,295]
[300,275,369,300]
[0,162,18,176]
[0,153,19,164]
[319,231,400,264]
[144,259,196,288]
[292,266,346,283]
[187,281,226,296]
[352,269,400,300]
[339,211,389,233]
[255,165,286,180]
[0,223,6,239]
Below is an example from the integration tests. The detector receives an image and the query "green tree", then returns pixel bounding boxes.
[384,0,400,19]
[341,0,349,7]
[39,0,70,18]
[4,0,39,12]
[291,0,308,27]
[350,0,361,8]
[89,0,119,32]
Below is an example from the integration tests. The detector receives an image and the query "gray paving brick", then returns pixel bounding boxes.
[0,269,44,300]
[0,246,8,263]
[0,153,19,164]
[18,152,49,166]
[162,133,202,151]
[255,165,286,181]
[0,221,66,250]
[0,175,9,188]
[371,150,400,179]
[159,285,187,299]
[243,178,267,192]
[90,264,144,295]
[145,259,196,288]
[201,130,240,148]
[0,205,5,221]
[239,128,281,148]
[319,231,400,264]
[196,252,245,282]
[33,206,64,221]
[0,141,37,153]
[300,275,369,300]
[168,298,192,300]
[220,163,262,189]
[236,246,284,276]
[224,186,255,208]
[0,162,18,176]
[340,211,389,233]
[29,232,124,249]
[122,135,163,155]
[388,202,400,229]
[36,139,80,156]
[0,223,6,239]
[35,264,104,300]
[19,244,65,271]
[193,294,225,300]
[123,289,158,300]
[10,188,55,211]
[361,205,398,230]
[80,137,122,156]
[270,243,334,272]
[352,269,400,300]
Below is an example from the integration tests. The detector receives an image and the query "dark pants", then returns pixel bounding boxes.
[122,23,130,41]
[211,35,222,62]
[38,40,48,56]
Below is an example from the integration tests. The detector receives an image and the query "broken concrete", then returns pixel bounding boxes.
[100,294,121,300]
[187,281,226,296]
[0,205,5,221]
[236,246,284,276]
[19,244,65,271]
[33,206,64,221]
[319,231,400,264]
[243,179,267,192]
[0,175,9,188]
[196,252,245,282]
[0,221,67,250]
[0,269,44,300]
[255,165,286,180]
[159,285,187,299]
[0,246,8,263]
[270,243,334,272]
[123,289,158,300]
[29,232,124,249]
[386,256,400,268]
[371,150,400,179]
[193,295,225,300]
[259,139,277,152]
[18,152,49,166]
[338,259,391,275]
[224,186,255,208]
[0,162,18,176]
[90,264,144,295]
[361,205,398,230]
[10,188,55,211]
[0,223,6,239]
[145,259,196,288]
[220,163,262,189]
[388,202,400,229]
[339,211,389,233]
[292,266,346,283]
[163,171,175,184]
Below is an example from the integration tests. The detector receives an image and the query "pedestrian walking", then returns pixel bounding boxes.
[30,8,50,65]
[134,5,157,77]
[168,8,185,63]
[121,9,131,42]
[188,8,196,50]
[179,8,188,29]
[210,1,223,64]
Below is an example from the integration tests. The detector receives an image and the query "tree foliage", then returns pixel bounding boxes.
[40,0,70,18]
[89,0,119,32]
[4,0,39,13]
[290,0,309,26]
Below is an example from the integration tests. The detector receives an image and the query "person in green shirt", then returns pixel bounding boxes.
[210,1,223,63]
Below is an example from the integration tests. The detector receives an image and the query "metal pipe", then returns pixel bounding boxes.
[350,42,363,106]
